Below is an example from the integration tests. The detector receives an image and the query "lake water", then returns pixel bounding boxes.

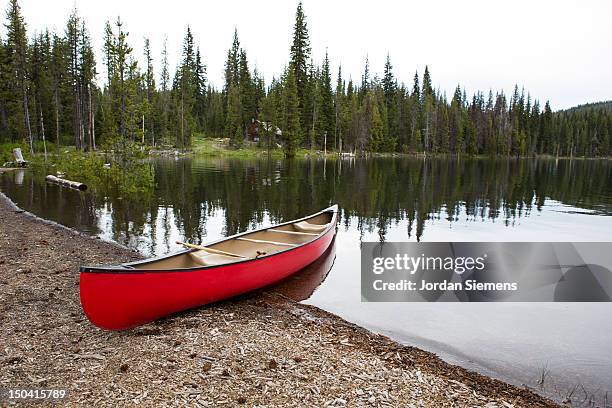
[2,156,611,404]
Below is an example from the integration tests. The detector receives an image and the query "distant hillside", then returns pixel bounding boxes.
[553,100,611,157]
[559,101,612,113]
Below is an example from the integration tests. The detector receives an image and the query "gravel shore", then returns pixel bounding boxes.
[0,193,560,407]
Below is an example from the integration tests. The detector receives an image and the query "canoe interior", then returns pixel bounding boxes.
[131,210,334,270]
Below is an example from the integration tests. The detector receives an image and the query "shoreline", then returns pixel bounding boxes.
[185,137,612,161]
[3,141,610,166]
[0,193,560,407]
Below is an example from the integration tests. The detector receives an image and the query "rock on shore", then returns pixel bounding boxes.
[0,194,559,407]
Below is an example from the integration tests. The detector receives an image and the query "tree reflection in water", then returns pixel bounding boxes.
[1,157,610,256]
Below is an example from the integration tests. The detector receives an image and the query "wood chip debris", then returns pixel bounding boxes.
[0,195,561,407]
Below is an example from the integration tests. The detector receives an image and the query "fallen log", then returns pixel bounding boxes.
[45,175,87,191]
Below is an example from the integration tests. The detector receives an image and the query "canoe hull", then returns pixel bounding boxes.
[80,210,337,330]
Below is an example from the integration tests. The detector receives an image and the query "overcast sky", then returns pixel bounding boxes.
[3,0,611,109]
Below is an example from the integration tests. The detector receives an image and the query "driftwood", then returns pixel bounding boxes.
[45,175,87,191]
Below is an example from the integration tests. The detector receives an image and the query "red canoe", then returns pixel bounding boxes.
[80,205,338,330]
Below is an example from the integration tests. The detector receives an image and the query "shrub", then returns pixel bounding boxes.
[30,138,154,197]
[0,142,28,165]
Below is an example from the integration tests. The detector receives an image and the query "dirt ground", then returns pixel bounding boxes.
[0,193,561,407]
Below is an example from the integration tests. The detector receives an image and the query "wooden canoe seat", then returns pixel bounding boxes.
[190,252,242,266]
[293,221,329,233]
[236,237,298,247]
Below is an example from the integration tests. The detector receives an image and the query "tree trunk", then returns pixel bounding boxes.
[39,103,47,162]
[72,32,81,150]
[80,87,85,151]
[334,101,338,151]
[89,86,96,150]
[22,85,33,154]
[54,90,60,151]
[77,85,84,150]
[311,103,316,150]
[180,91,184,149]
[73,88,80,149]
[120,68,125,139]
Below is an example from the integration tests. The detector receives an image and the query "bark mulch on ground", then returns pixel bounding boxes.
[0,194,561,407]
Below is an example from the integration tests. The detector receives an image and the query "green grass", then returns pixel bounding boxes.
[190,137,338,160]
[191,137,284,158]
[0,142,29,164]
[0,141,66,165]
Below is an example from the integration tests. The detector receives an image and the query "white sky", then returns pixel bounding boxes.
[2,0,611,110]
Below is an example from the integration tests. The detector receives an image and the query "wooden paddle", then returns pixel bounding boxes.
[176,241,247,258]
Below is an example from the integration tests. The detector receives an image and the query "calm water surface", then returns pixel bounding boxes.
[2,157,611,403]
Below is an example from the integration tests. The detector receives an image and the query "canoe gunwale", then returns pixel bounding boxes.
[80,204,339,274]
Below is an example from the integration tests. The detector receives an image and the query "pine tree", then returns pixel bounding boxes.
[99,17,142,145]
[529,100,540,154]
[0,37,9,140]
[369,94,384,152]
[252,67,265,123]
[289,1,311,134]
[440,104,450,153]
[410,71,421,150]
[193,48,207,129]
[318,51,334,150]
[382,54,395,107]
[60,9,96,151]
[4,0,33,151]
[29,31,53,154]
[334,65,344,151]
[157,37,170,143]
[282,68,301,158]
[66,9,82,148]
[79,20,97,150]
[238,49,255,129]
[421,65,432,99]
[412,71,420,101]
[49,33,68,147]
[303,59,317,148]
[382,54,397,147]
[223,30,241,136]
[224,29,240,94]
[450,85,464,153]
[360,56,370,100]
[160,37,169,93]
[344,79,359,151]
[103,21,115,87]
[173,26,204,148]
[421,67,434,153]
[111,17,132,139]
[143,38,155,145]
[540,101,553,154]
[226,83,242,147]
[259,90,275,152]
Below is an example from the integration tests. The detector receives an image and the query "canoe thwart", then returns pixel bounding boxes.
[176,241,247,258]
[269,229,319,236]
